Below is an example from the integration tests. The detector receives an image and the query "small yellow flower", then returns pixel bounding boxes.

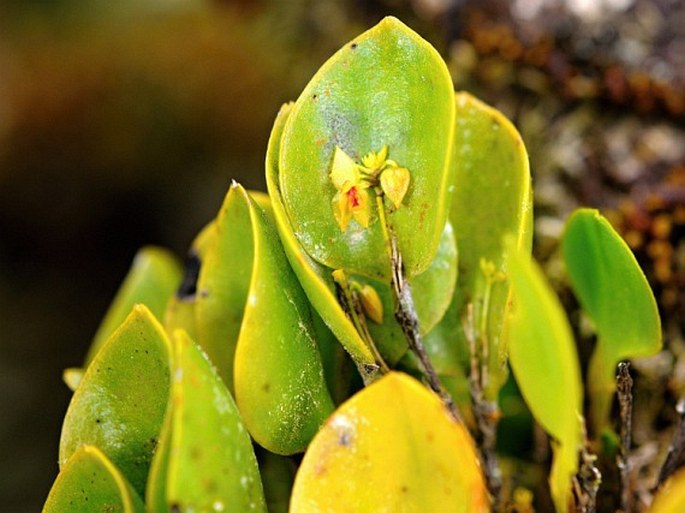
[361,145,388,171]
[330,146,372,231]
[329,144,410,231]
[333,183,371,231]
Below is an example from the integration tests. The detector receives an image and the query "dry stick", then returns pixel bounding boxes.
[389,235,464,424]
[617,362,634,513]
[465,304,503,507]
[573,421,601,513]
[657,397,685,486]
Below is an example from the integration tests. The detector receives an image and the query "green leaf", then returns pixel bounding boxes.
[268,104,458,372]
[449,92,533,400]
[43,446,144,513]
[231,183,334,455]
[290,372,489,513]
[410,219,459,333]
[146,330,267,513]
[562,208,662,433]
[507,247,582,513]
[266,103,377,373]
[279,16,456,280]
[59,305,171,499]
[84,247,182,367]
[194,181,257,390]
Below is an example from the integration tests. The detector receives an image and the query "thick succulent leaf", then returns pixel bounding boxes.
[279,16,456,280]
[449,92,533,400]
[650,469,685,513]
[43,445,144,513]
[507,247,582,513]
[290,372,489,513]
[59,305,171,498]
[562,208,662,432]
[231,183,334,454]
[266,103,377,372]
[194,183,256,390]
[268,104,457,372]
[146,330,267,513]
[164,221,217,341]
[84,247,181,366]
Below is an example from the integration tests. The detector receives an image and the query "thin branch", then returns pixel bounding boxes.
[389,235,464,424]
[617,361,634,513]
[656,397,685,486]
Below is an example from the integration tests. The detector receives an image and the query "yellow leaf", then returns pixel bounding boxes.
[650,469,685,513]
[290,372,489,513]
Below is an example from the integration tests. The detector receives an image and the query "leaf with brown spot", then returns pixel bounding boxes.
[146,330,267,513]
[290,372,489,513]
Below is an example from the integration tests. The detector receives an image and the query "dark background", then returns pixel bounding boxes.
[1,1,683,511]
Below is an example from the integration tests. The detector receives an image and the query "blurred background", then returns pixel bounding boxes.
[0,0,682,511]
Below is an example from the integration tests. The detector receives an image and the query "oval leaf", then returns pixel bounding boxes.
[507,247,582,513]
[279,16,456,280]
[450,92,533,400]
[266,103,377,372]
[84,247,181,366]
[232,183,334,455]
[44,446,144,513]
[562,208,662,432]
[59,305,171,498]
[268,103,457,372]
[290,372,489,512]
[146,330,267,513]
[194,182,256,389]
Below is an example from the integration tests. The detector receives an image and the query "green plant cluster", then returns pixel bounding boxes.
[44,17,671,513]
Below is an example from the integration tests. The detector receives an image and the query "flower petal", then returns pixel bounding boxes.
[333,191,352,231]
[330,146,360,191]
[380,167,410,209]
[351,187,371,228]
